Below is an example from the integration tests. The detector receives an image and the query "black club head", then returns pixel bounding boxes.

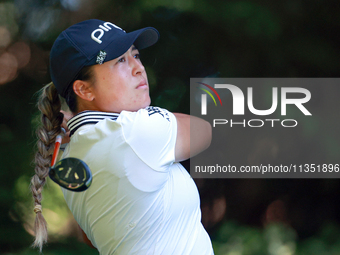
[49,157,92,192]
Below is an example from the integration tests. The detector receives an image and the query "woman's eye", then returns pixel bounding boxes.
[134,54,140,59]
[118,57,125,63]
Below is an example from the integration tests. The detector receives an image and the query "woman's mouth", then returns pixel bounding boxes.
[136,80,148,89]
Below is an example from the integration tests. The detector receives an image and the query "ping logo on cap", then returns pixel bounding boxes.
[91,22,124,44]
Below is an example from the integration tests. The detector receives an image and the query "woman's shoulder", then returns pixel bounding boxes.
[118,106,175,126]
[121,106,171,119]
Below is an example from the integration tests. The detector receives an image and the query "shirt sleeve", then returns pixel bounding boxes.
[119,106,177,172]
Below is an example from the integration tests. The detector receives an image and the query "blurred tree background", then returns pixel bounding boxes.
[0,0,340,254]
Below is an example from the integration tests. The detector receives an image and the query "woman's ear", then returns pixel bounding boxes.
[73,80,94,101]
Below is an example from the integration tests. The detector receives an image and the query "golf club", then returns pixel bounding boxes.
[48,134,92,192]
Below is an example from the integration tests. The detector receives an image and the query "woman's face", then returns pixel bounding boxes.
[90,45,150,113]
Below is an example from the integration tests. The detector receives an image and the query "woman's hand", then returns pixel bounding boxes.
[78,225,96,249]
[60,110,73,144]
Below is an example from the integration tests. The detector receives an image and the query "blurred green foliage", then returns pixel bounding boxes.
[213,221,340,255]
[0,0,340,254]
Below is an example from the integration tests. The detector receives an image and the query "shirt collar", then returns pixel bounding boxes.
[67,110,119,137]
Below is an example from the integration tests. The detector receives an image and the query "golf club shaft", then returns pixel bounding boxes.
[51,135,63,167]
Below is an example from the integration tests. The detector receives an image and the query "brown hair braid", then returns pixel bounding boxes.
[31,82,64,251]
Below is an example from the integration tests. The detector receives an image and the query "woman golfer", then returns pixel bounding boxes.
[31,19,213,254]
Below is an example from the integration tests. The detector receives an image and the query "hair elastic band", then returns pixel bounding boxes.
[34,205,42,214]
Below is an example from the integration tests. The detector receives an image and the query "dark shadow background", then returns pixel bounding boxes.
[0,0,340,254]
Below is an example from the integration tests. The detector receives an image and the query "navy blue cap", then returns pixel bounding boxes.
[50,19,160,97]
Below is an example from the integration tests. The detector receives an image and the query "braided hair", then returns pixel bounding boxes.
[31,83,63,251]
[31,65,94,251]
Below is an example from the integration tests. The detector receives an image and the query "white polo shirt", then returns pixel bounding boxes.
[62,106,214,255]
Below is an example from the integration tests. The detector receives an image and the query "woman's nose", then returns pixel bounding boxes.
[130,56,145,76]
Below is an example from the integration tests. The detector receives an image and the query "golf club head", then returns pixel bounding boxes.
[49,157,92,192]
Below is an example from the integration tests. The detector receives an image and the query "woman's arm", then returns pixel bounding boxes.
[174,113,212,162]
